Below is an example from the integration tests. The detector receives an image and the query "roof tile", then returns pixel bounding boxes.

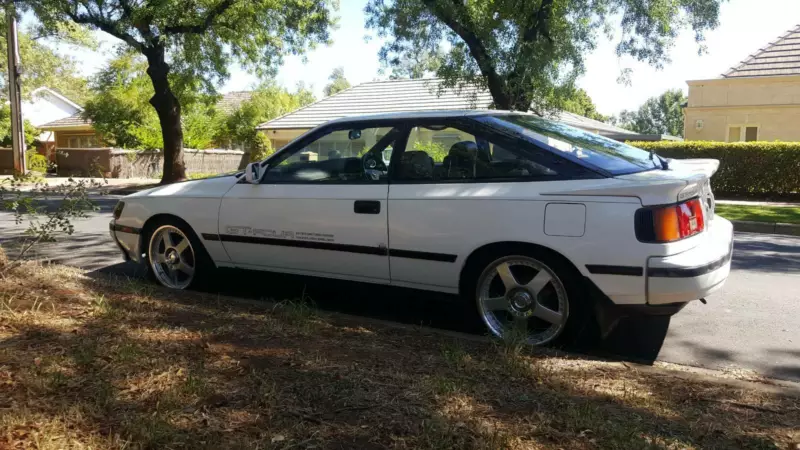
[257,78,631,135]
[38,112,90,129]
[723,25,800,78]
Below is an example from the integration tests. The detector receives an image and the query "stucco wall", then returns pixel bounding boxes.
[685,106,800,141]
[55,148,247,178]
[685,76,800,141]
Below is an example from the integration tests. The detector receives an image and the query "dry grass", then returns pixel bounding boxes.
[0,259,798,449]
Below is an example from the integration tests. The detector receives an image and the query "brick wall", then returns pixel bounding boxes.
[55,148,248,178]
[0,148,12,174]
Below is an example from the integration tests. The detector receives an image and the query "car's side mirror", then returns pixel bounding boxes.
[244,163,261,184]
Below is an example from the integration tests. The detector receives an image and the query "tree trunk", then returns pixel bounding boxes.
[143,44,186,184]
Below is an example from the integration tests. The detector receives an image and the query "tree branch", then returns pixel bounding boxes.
[64,9,143,50]
[163,0,236,34]
[522,0,554,43]
[420,0,510,108]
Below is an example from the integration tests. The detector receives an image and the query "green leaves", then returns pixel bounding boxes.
[219,83,316,149]
[631,141,800,196]
[562,89,608,122]
[366,0,723,113]
[613,89,686,137]
[0,105,39,147]
[25,0,336,181]
[323,67,351,97]
[0,28,90,104]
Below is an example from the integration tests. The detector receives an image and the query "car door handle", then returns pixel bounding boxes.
[354,200,381,215]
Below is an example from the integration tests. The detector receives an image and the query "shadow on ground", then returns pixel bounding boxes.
[1,265,796,449]
[93,262,674,369]
[731,233,800,273]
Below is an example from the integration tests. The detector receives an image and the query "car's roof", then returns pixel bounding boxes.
[322,109,517,125]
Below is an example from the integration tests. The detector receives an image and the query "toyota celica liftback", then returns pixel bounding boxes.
[109,110,733,346]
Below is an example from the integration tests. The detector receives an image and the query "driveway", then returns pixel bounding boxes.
[1,199,798,382]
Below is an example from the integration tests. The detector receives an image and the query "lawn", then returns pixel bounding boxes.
[0,254,797,449]
[715,204,800,224]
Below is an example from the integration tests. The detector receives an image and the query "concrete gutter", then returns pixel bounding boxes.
[732,220,800,236]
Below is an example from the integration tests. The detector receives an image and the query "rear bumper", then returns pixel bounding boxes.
[646,216,734,305]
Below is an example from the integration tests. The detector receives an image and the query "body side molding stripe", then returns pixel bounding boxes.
[205,233,457,262]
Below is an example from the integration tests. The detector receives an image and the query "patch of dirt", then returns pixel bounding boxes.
[0,260,798,449]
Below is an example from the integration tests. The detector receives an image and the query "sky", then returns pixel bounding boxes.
[39,0,800,116]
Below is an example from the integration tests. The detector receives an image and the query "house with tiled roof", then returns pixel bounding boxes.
[257,78,661,150]
[38,90,255,150]
[217,91,254,114]
[684,25,800,141]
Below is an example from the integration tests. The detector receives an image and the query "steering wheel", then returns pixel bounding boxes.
[361,150,388,180]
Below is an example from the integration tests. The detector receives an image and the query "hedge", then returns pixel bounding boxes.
[628,141,800,197]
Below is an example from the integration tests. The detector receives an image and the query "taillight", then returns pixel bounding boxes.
[635,198,705,243]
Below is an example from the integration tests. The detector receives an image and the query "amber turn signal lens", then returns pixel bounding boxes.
[635,198,706,243]
[653,206,680,242]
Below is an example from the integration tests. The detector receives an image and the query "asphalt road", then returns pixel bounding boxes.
[1,197,798,382]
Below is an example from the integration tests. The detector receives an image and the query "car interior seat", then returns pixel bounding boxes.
[398,150,434,180]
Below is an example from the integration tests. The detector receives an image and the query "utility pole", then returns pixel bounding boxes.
[6,6,26,174]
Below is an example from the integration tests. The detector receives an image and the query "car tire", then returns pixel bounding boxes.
[142,217,214,290]
[462,246,594,347]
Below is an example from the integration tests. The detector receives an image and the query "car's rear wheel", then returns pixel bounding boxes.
[145,220,211,290]
[468,250,589,347]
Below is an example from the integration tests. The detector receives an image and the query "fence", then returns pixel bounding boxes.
[53,148,248,178]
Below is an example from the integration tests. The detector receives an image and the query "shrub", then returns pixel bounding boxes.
[26,152,48,173]
[249,133,275,162]
[629,141,800,197]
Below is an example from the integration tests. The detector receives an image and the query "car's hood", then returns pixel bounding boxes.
[544,159,719,206]
[126,173,241,199]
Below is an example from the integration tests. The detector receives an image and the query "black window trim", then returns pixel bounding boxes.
[475,114,664,178]
[256,119,411,185]
[387,116,604,185]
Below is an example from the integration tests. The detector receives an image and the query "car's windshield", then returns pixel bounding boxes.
[482,114,660,175]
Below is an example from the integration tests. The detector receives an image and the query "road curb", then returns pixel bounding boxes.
[732,220,800,236]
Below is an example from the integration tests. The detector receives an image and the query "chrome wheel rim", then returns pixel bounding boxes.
[148,225,196,289]
[477,256,569,345]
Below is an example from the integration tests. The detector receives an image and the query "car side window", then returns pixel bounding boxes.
[394,125,559,182]
[263,127,398,183]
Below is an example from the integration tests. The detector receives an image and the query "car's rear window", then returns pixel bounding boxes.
[482,114,660,175]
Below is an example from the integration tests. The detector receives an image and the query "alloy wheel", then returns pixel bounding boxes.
[148,225,196,289]
[476,256,569,345]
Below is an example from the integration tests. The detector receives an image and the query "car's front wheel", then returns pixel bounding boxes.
[145,220,210,290]
[470,251,587,346]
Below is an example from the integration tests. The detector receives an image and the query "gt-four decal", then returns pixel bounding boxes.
[225,226,335,243]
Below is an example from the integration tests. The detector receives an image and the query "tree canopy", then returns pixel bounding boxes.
[366,0,723,113]
[220,83,316,148]
[387,48,443,79]
[84,53,315,152]
[562,88,608,122]
[23,0,335,182]
[0,24,92,103]
[0,105,39,147]
[323,67,351,96]
[612,89,687,137]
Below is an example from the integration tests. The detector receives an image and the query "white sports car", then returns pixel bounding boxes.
[110,110,733,345]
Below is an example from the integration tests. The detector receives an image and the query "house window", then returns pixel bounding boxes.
[728,127,741,142]
[728,125,759,142]
[67,135,99,148]
[745,126,758,142]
